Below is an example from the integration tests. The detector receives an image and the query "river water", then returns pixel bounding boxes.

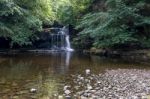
[0,52,150,98]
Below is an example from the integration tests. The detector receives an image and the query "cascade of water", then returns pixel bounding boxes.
[51,34,54,49]
[65,35,74,51]
[61,34,65,49]
[56,34,59,47]
[61,26,74,51]
[50,26,74,51]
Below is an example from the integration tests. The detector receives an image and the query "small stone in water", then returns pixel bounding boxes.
[12,82,18,87]
[80,96,87,99]
[30,88,37,93]
[53,93,58,97]
[97,81,101,84]
[87,85,92,90]
[12,96,19,99]
[65,90,71,95]
[86,69,90,75]
[141,95,147,99]
[80,77,84,80]
[65,95,71,99]
[58,95,63,99]
[74,86,80,90]
[64,85,70,91]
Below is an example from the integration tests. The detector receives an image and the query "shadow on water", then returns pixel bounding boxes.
[0,52,150,98]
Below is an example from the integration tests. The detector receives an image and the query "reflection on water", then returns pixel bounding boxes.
[66,52,71,67]
[0,52,150,98]
[50,52,72,74]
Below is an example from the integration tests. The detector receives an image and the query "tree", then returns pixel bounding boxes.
[0,0,54,46]
[0,0,92,47]
[76,0,150,49]
[53,0,92,25]
[15,0,55,24]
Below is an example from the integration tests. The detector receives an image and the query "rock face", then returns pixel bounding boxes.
[0,37,11,49]
[64,69,150,99]
[33,29,60,49]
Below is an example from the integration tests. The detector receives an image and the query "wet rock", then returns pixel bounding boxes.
[74,86,80,90]
[17,90,28,94]
[87,85,92,90]
[64,90,71,95]
[85,69,90,75]
[30,95,37,99]
[12,82,18,87]
[64,85,70,91]
[53,93,58,97]
[3,88,11,93]
[58,95,64,99]
[0,79,6,84]
[40,96,50,99]
[12,96,19,99]
[80,96,87,99]
[65,95,71,99]
[30,88,37,93]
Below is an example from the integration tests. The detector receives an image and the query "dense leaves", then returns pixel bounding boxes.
[0,0,44,46]
[1,0,149,49]
[76,0,150,49]
[0,0,91,47]
[54,0,92,25]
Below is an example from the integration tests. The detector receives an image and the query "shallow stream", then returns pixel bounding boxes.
[0,52,150,98]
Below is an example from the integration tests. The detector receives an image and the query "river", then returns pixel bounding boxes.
[0,52,150,98]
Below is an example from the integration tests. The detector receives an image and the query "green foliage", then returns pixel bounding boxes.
[1,0,149,49]
[15,0,55,24]
[76,0,150,48]
[0,0,92,46]
[0,0,56,46]
[53,0,92,25]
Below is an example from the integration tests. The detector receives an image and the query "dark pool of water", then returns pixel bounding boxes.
[0,52,150,98]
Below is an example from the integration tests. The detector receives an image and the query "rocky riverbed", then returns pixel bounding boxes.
[1,69,150,99]
[62,69,150,99]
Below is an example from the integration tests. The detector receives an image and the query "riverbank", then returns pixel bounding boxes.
[83,48,150,62]
[62,69,150,99]
[0,49,66,55]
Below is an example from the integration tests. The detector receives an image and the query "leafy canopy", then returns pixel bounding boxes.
[76,0,150,48]
[0,0,91,46]
[0,0,55,46]
[53,0,92,25]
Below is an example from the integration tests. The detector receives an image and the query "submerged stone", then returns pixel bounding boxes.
[30,88,37,93]
[58,95,64,99]
[12,96,19,99]
[85,69,90,75]
[64,90,71,95]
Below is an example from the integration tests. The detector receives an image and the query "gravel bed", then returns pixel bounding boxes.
[63,69,150,99]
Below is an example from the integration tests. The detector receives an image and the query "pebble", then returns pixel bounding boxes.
[65,95,71,99]
[64,90,71,95]
[30,88,37,93]
[58,95,63,99]
[12,96,19,99]
[64,85,70,91]
[87,84,92,90]
[85,69,90,75]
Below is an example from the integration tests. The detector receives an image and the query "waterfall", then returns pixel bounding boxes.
[50,26,74,51]
[62,26,74,51]
[65,35,74,51]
